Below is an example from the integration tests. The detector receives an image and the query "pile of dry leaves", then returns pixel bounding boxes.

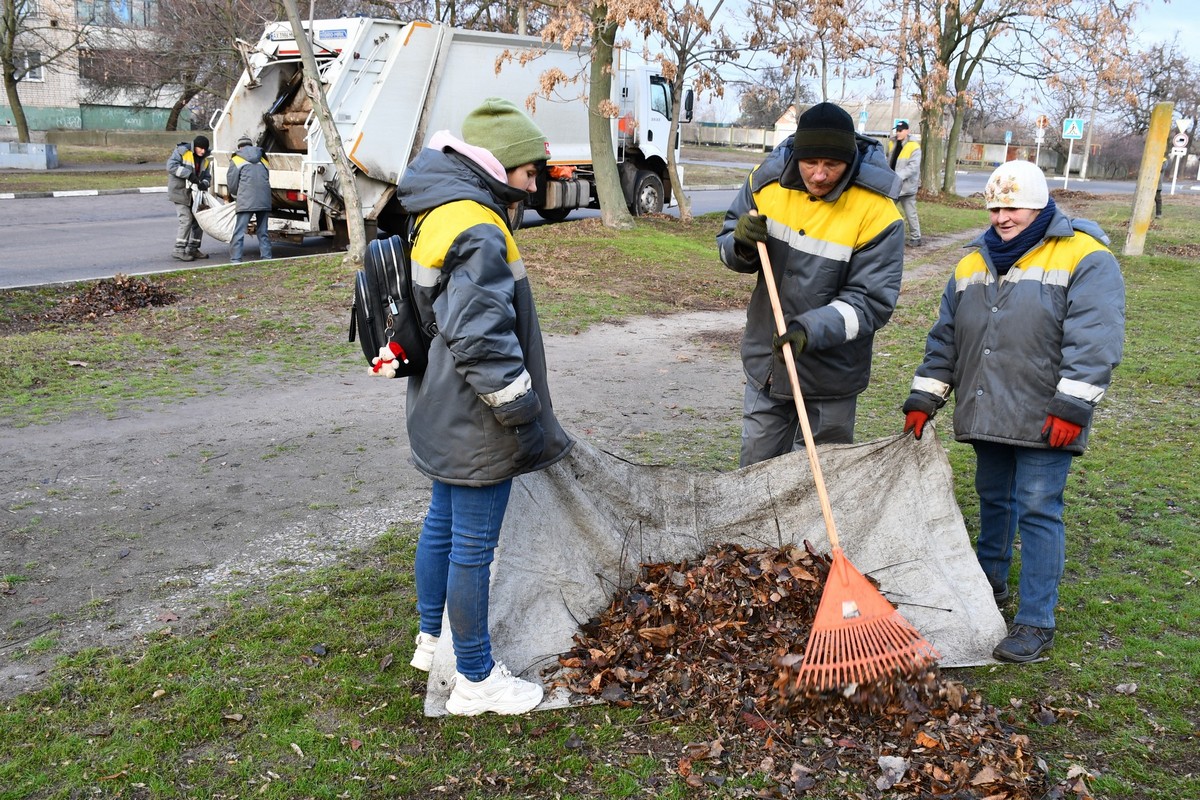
[42,273,177,323]
[557,543,1091,798]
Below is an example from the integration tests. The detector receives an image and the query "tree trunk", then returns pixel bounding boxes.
[2,68,31,142]
[165,88,198,132]
[669,76,691,223]
[941,92,969,195]
[589,14,634,231]
[281,0,365,267]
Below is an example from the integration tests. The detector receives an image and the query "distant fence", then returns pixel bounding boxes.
[681,123,777,151]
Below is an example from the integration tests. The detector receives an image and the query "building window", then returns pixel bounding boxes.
[76,0,158,27]
[18,52,45,82]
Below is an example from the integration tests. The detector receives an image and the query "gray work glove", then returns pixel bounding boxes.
[733,212,769,253]
[493,389,545,470]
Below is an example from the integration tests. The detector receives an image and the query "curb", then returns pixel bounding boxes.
[0,186,166,201]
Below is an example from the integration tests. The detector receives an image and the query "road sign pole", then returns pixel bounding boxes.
[1172,154,1182,195]
[1064,140,1073,190]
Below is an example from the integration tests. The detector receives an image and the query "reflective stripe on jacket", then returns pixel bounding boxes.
[717,134,905,401]
[166,143,211,205]
[909,211,1125,454]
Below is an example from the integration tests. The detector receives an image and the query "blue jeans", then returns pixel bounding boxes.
[230,210,272,262]
[973,442,1074,629]
[414,479,512,681]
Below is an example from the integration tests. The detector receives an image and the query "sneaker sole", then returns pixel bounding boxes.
[445,689,543,717]
[410,652,433,671]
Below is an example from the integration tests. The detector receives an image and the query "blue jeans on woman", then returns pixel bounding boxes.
[972,442,1074,629]
[414,479,512,682]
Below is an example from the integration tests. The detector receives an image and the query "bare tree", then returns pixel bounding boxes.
[737,66,813,128]
[745,0,870,106]
[538,0,640,230]
[1,0,90,141]
[647,0,737,221]
[892,0,1143,196]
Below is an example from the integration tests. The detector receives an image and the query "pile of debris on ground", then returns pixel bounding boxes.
[41,273,177,323]
[556,543,1093,799]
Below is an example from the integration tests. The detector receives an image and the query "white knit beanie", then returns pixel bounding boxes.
[984,160,1049,209]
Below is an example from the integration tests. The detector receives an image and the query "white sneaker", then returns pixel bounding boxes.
[444,661,544,716]
[409,632,439,672]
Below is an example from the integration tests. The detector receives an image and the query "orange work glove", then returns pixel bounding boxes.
[904,410,929,439]
[1042,415,1083,448]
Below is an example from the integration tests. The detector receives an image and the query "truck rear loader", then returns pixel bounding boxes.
[211,18,693,241]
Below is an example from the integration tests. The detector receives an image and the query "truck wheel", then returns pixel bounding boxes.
[536,207,572,222]
[631,171,664,216]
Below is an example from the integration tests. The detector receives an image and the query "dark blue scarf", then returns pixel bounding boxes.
[983,197,1058,275]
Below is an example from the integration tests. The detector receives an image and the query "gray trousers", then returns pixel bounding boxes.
[739,379,857,468]
[897,193,921,242]
[174,202,202,252]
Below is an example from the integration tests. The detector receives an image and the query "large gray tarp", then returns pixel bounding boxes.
[423,431,1007,716]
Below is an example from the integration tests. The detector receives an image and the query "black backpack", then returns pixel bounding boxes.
[348,218,433,378]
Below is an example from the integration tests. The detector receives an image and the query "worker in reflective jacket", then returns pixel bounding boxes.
[902,160,1126,664]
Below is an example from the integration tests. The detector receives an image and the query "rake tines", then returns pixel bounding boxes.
[796,547,940,691]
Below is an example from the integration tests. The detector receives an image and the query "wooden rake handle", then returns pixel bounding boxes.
[753,220,842,551]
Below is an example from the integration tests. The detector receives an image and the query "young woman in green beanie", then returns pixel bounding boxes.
[396,98,573,715]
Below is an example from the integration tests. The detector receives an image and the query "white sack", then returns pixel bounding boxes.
[423,432,1007,716]
[193,191,237,243]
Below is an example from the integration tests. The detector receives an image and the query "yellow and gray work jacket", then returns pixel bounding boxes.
[397,144,572,486]
[905,211,1125,454]
[886,138,921,196]
[717,134,905,402]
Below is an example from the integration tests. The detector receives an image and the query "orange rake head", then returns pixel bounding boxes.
[797,547,940,691]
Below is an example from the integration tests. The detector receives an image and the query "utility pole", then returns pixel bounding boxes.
[890,0,910,127]
[281,0,366,267]
[1124,102,1173,257]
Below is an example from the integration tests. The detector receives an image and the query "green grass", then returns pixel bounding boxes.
[1,193,1198,798]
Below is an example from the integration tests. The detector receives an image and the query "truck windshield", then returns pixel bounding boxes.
[649,76,671,121]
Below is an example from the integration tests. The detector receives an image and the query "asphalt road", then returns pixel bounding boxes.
[2,166,1186,289]
[0,188,738,289]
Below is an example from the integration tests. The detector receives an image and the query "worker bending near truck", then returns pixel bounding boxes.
[902,160,1125,663]
[397,98,573,716]
[227,135,273,263]
[717,102,906,467]
[166,135,211,261]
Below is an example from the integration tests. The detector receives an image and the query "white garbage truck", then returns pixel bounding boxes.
[210,18,693,241]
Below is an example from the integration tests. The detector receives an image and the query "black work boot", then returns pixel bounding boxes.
[992,624,1054,663]
[992,583,1010,607]
[172,250,194,262]
[187,249,210,260]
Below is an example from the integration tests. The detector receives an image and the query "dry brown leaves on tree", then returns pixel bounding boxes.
[41,273,177,323]
[556,543,1090,798]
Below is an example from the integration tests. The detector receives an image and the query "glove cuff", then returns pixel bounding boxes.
[493,389,542,427]
[1046,396,1091,428]
[902,391,940,417]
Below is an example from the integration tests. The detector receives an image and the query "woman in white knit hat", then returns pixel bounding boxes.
[900,160,1126,663]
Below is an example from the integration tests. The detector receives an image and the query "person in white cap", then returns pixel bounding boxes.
[901,160,1125,663]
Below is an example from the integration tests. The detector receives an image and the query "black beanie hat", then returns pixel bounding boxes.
[792,103,856,163]
[193,135,210,151]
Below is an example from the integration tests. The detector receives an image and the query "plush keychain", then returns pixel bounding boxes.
[369,341,408,378]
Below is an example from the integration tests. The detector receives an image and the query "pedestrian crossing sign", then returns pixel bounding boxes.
[1062,118,1085,140]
